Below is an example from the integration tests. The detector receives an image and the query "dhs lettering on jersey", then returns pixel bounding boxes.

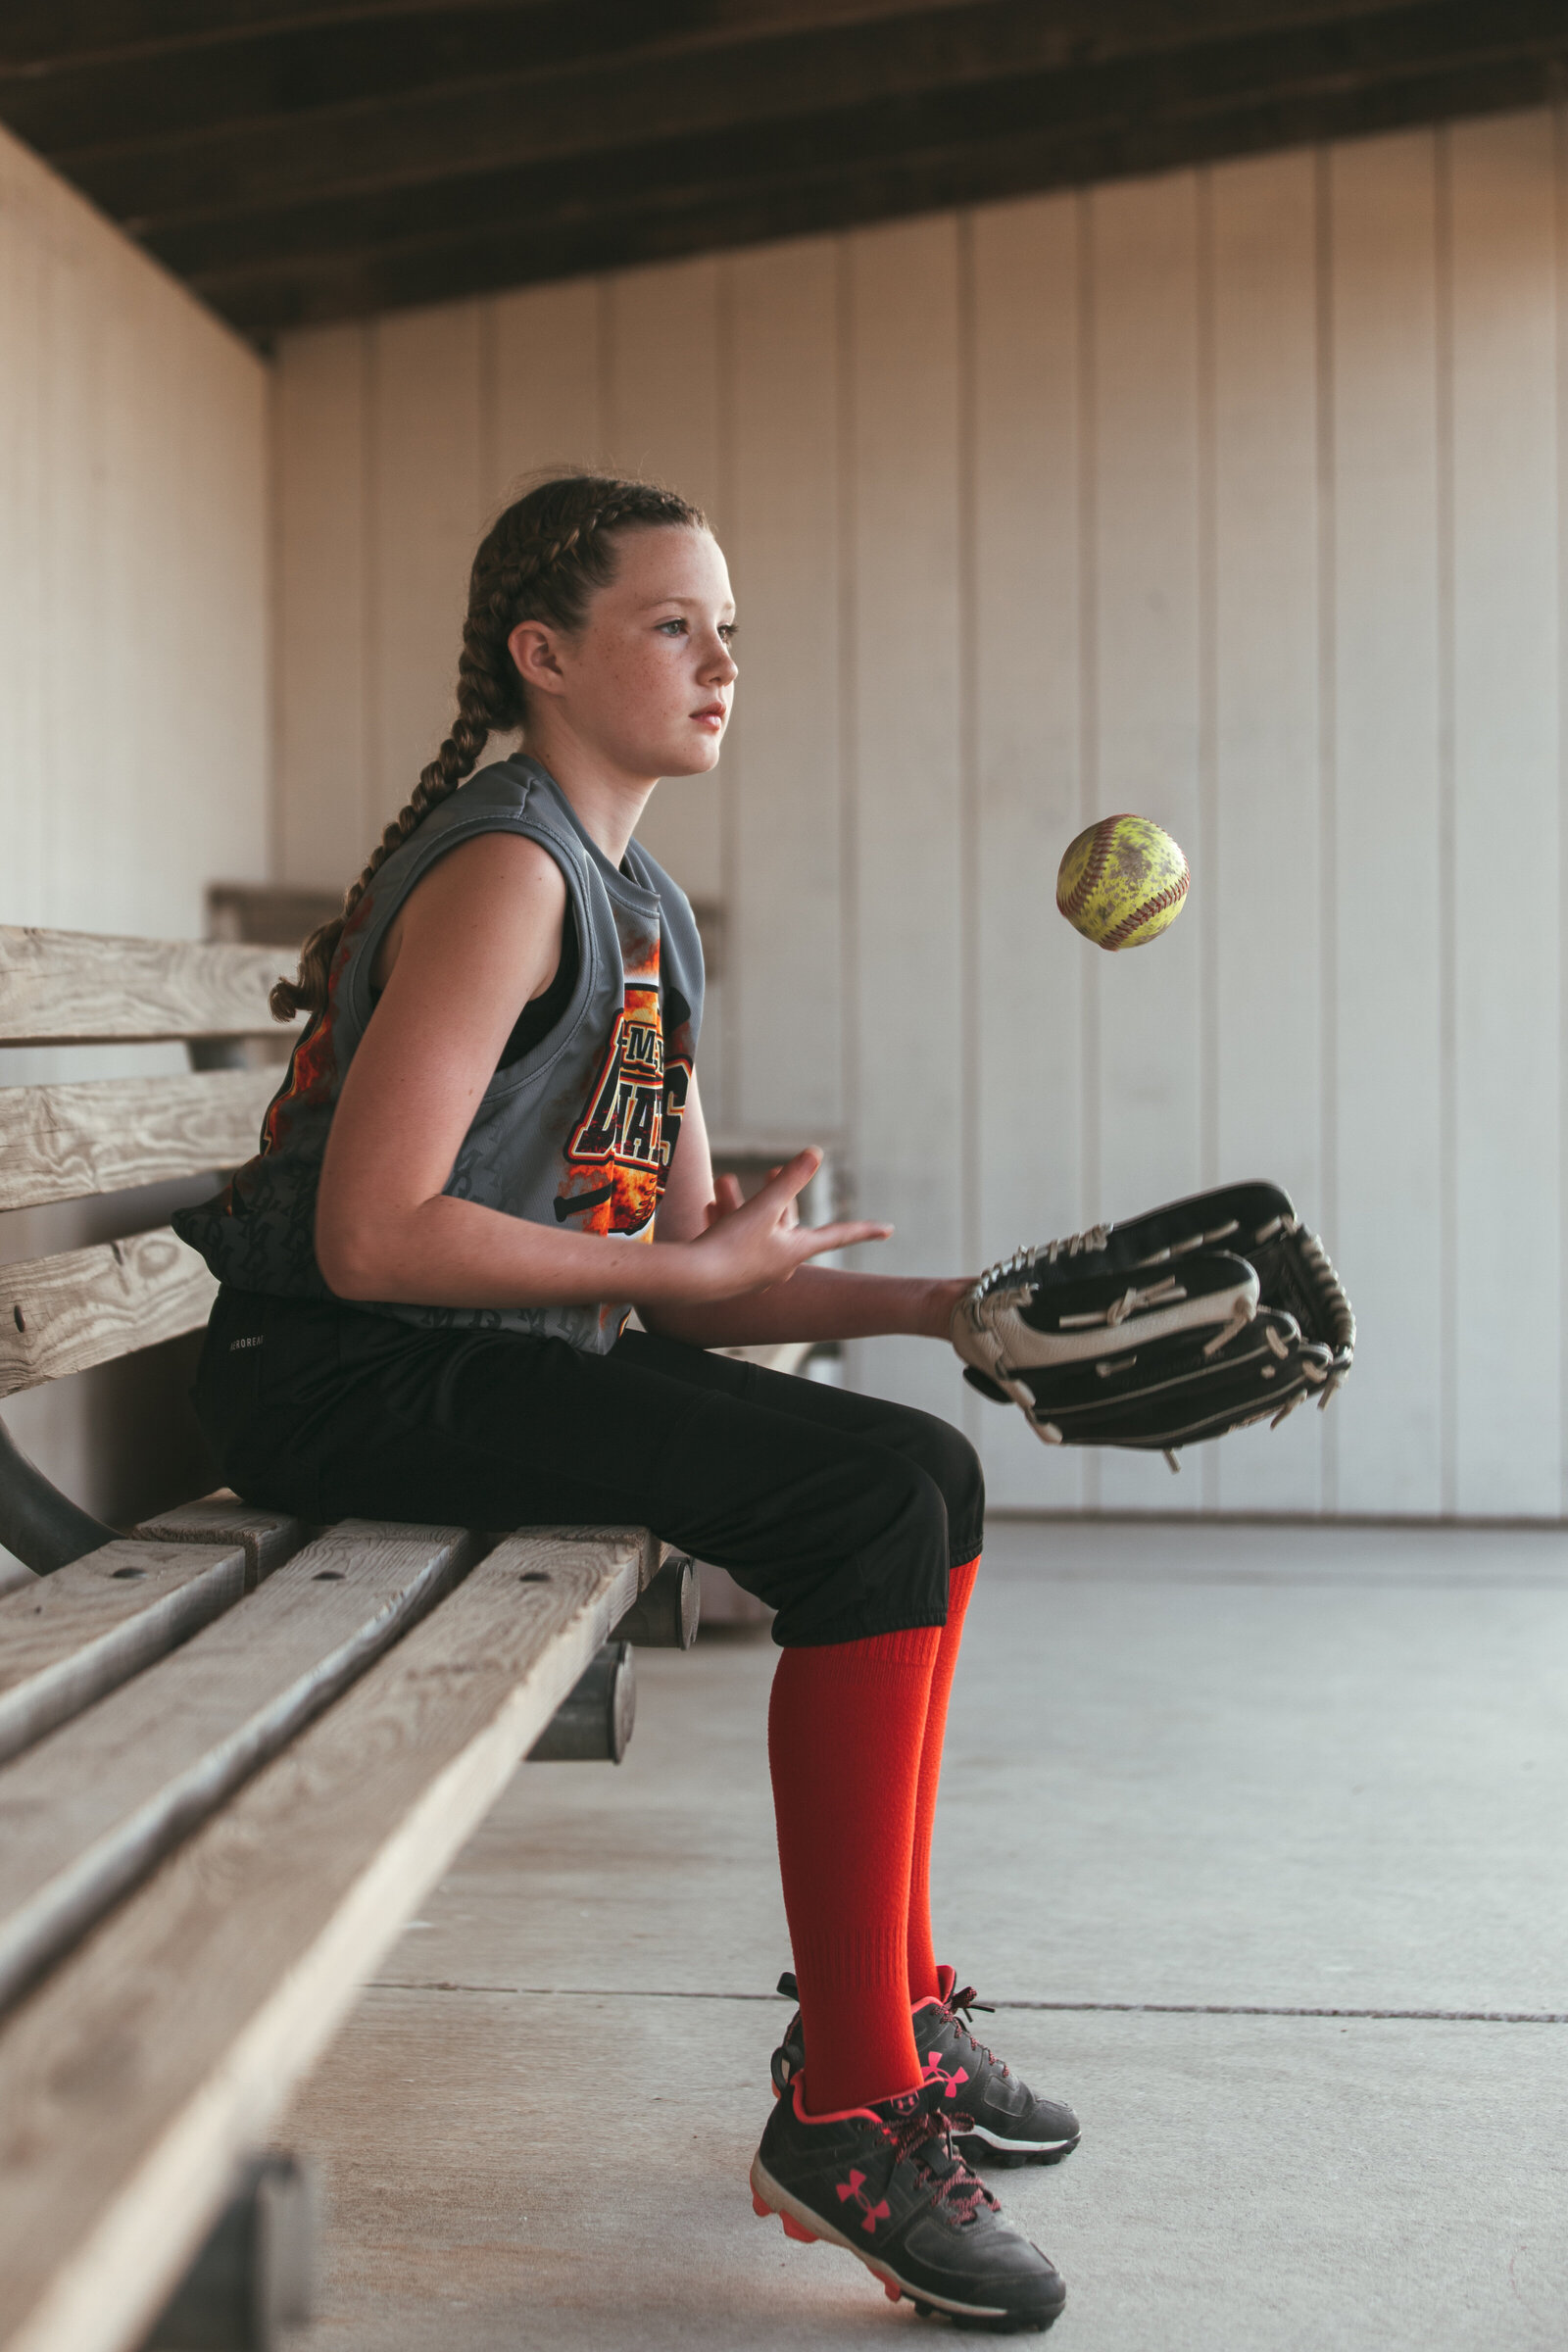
[569,998,665,1172]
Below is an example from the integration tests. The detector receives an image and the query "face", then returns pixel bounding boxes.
[509,525,737,784]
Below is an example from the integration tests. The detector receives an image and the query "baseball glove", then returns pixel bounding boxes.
[951,1181,1354,1462]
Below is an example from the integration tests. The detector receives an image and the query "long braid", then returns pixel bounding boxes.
[271,471,705,1022]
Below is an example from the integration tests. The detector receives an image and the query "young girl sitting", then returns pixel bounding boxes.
[176,471,1075,2333]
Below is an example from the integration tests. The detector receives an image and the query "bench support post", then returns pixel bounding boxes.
[139,2153,315,2352]
[0,1413,118,1577]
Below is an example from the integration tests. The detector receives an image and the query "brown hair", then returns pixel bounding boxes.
[270,469,707,1022]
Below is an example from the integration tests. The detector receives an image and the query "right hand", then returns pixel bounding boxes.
[684,1149,893,1298]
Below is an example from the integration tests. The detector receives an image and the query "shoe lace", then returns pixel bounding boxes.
[945,1984,1008,2079]
[885,2109,998,2227]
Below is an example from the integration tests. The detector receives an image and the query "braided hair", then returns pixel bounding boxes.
[270,470,707,1021]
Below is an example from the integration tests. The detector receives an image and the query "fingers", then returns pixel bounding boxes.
[797,1219,893,1259]
[752,1148,822,1210]
[712,1172,744,1214]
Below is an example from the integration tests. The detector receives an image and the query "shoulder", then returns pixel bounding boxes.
[374,829,567,1000]
[405,828,566,928]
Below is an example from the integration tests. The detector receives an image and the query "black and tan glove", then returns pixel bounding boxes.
[951,1182,1354,1463]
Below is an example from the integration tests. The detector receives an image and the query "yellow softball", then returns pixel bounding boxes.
[1055,813,1190,952]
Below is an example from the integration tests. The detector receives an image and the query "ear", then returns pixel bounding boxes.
[509,618,568,700]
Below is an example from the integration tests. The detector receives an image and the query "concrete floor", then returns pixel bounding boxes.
[282,1519,1568,2350]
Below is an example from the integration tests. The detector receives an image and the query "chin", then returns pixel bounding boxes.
[662,734,726,778]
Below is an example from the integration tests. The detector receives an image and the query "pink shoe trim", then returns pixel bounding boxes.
[791,2072,926,2126]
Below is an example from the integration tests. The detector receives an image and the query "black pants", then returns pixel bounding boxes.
[192,1288,985,1647]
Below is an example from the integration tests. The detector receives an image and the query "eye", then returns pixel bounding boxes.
[657,617,688,637]
[719,623,738,643]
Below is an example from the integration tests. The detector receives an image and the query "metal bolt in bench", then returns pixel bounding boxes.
[0,922,697,2352]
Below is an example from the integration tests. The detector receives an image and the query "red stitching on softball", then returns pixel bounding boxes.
[1058,814,1128,921]
[1099,864,1190,952]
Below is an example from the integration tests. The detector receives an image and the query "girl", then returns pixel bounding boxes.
[176,472,1074,2332]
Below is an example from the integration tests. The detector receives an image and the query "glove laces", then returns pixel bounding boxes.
[974,1224,1111,1299]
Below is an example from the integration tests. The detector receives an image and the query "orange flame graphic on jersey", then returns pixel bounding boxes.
[556,963,690,1239]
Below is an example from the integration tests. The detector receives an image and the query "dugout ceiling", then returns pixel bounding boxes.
[3,1,1568,343]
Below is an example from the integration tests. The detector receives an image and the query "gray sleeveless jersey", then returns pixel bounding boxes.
[173,757,704,1353]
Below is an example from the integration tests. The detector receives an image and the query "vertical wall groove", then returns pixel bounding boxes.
[1434,127,1459,1517]
[1313,146,1340,1516]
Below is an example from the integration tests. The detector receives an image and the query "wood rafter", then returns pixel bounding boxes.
[1,0,1564,335]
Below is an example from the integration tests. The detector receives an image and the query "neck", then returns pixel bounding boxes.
[522,724,657,866]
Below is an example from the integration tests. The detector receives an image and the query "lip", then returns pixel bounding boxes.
[691,704,727,728]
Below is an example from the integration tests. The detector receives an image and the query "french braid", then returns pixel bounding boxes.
[271,471,706,1021]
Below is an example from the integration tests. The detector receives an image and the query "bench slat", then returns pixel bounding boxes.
[0,1071,275,1212]
[135,1493,307,1592]
[0,927,294,1047]
[0,1543,246,1769]
[0,1229,217,1398]
[0,1528,645,2352]
[0,1520,474,2016]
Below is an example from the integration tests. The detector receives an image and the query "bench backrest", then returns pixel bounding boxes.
[0,924,296,1568]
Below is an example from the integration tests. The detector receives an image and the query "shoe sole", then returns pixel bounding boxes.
[957,2125,1081,2169]
[749,2154,1065,2334]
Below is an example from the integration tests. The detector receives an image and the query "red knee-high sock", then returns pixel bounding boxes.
[905,1556,981,2005]
[768,1624,942,2116]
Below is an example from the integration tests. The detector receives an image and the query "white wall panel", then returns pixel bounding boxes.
[275,326,369,889]
[0,126,269,942]
[1331,131,1445,1515]
[270,110,1568,1521]
[368,306,487,837]
[1207,151,1329,1513]
[601,258,730,1118]
[1447,114,1561,1515]
[1091,176,1205,1512]
[0,123,270,1565]
[491,278,606,495]
[969,195,1089,1511]
[846,217,965,1420]
[727,239,845,1137]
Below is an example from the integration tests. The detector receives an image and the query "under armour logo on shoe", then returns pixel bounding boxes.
[836,2169,892,2235]
[925,2053,971,2100]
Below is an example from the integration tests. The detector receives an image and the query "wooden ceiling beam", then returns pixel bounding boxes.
[141,2,1568,273]
[0,0,989,81]
[35,0,1426,218]
[179,44,1567,336]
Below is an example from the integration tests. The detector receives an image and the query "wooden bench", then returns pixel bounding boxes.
[0,922,698,2352]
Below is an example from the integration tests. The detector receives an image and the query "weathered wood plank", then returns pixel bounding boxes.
[0,927,293,1047]
[0,1069,273,1212]
[0,1520,473,2016]
[135,1494,307,1592]
[0,1229,217,1399]
[0,1542,245,1769]
[0,1529,644,2352]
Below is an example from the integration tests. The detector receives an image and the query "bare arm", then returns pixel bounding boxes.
[644,1077,966,1347]
[315,833,885,1312]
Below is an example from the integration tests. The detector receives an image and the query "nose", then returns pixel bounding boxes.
[705,632,737,687]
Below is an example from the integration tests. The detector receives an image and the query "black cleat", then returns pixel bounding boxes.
[770,1967,1081,2168]
[751,2073,1066,2332]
